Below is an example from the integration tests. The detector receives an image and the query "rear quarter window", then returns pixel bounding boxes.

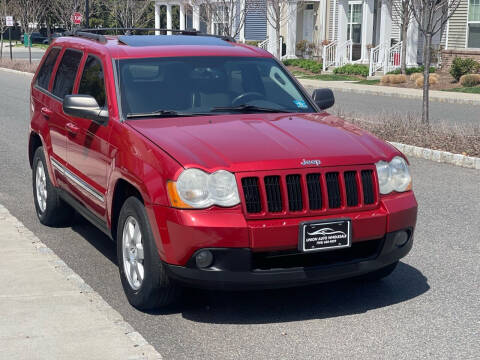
[36,47,60,90]
[52,49,83,99]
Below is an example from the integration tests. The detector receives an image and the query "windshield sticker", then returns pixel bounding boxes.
[293,100,308,109]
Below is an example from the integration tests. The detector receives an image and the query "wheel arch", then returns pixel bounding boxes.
[28,131,43,169]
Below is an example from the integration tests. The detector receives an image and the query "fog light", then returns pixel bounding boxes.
[394,231,409,247]
[195,250,214,268]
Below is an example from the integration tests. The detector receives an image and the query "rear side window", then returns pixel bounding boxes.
[36,48,60,90]
[52,49,83,99]
[78,56,107,108]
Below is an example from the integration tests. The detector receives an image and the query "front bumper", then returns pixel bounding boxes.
[165,229,413,290]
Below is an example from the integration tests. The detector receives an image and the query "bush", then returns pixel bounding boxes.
[450,57,480,81]
[410,73,423,81]
[415,75,438,87]
[283,58,322,74]
[459,74,480,87]
[333,64,369,77]
[381,74,406,84]
[388,66,436,75]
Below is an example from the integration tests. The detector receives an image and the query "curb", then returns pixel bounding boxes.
[0,66,34,77]
[388,141,480,170]
[299,79,480,105]
[0,204,162,360]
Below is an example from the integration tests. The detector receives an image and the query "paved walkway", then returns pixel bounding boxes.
[298,78,480,105]
[0,204,161,360]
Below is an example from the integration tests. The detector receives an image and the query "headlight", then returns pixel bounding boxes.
[375,156,412,194]
[167,168,240,209]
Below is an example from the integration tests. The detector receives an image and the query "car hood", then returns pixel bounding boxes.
[127,113,400,172]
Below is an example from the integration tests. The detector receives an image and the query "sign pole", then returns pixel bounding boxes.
[9,27,12,60]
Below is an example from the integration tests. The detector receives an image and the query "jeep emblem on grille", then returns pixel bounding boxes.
[301,159,322,166]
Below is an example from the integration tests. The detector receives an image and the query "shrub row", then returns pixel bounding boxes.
[283,59,322,74]
[333,64,369,77]
[450,57,480,81]
[387,66,436,75]
[381,74,407,84]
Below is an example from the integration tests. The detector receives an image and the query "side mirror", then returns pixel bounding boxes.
[312,88,335,110]
[63,95,108,125]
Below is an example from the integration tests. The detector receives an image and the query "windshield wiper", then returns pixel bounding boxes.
[211,104,293,113]
[126,110,211,119]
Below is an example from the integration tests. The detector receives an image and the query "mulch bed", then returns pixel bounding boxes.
[0,59,38,73]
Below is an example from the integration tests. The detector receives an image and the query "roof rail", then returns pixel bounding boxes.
[64,30,107,44]
[76,28,236,43]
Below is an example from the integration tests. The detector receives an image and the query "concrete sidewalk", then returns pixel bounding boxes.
[0,204,161,360]
[298,78,480,105]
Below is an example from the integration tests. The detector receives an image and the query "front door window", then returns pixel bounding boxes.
[347,1,363,45]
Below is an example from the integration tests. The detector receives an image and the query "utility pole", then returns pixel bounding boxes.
[85,0,90,27]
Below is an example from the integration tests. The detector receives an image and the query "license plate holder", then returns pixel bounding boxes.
[299,219,352,253]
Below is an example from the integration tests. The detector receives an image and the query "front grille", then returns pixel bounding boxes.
[286,174,303,211]
[264,176,282,212]
[241,177,262,213]
[239,166,378,218]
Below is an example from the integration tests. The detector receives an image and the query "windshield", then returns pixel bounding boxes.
[115,56,315,118]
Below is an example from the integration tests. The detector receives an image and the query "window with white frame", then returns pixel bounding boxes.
[468,0,480,48]
[347,1,363,44]
[213,4,229,36]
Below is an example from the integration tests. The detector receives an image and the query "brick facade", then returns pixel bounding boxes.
[441,49,480,70]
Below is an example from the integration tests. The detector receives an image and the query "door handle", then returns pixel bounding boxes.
[66,122,80,135]
[41,107,53,118]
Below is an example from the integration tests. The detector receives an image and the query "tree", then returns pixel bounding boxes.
[113,0,153,29]
[264,0,303,58]
[0,0,9,59]
[391,0,412,75]
[192,0,254,39]
[11,0,47,63]
[50,0,85,31]
[409,0,460,124]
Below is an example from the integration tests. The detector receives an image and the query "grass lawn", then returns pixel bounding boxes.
[15,43,49,50]
[294,73,360,81]
[354,79,381,85]
[442,86,480,94]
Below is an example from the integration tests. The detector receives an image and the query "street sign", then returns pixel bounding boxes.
[5,16,13,27]
[71,12,83,25]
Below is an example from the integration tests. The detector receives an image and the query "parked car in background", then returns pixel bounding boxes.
[21,32,47,45]
[43,33,64,45]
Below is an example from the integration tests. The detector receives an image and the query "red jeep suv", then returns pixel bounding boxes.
[29,31,417,309]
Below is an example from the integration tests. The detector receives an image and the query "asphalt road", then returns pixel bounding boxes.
[1,46,45,61]
[1,70,479,359]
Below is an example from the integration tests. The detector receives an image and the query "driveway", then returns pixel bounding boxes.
[1,69,479,359]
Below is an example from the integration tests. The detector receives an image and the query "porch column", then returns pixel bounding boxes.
[406,18,419,66]
[179,3,185,31]
[361,0,374,62]
[155,3,161,35]
[285,0,298,59]
[319,0,328,42]
[193,4,200,31]
[239,0,246,42]
[267,2,279,57]
[336,0,348,63]
[166,4,173,34]
[379,0,392,63]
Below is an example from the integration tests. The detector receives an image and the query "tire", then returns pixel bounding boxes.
[117,196,178,310]
[32,147,74,226]
[355,261,399,282]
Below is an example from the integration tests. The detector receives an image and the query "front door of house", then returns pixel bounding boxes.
[347,1,363,61]
[303,4,315,42]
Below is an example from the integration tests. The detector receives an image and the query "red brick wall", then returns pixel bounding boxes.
[441,49,480,70]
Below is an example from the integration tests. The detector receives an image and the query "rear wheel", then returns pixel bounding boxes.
[355,261,399,282]
[32,147,74,226]
[117,196,178,310]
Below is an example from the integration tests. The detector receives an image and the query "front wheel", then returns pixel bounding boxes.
[117,196,179,310]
